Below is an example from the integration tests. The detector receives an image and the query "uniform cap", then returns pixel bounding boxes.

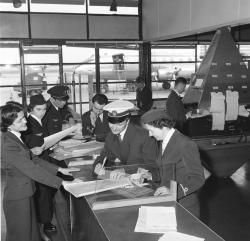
[141,109,171,124]
[103,100,134,123]
[29,94,46,106]
[47,85,70,100]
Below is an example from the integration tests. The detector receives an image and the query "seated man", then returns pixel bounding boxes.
[141,109,205,217]
[93,100,158,176]
[82,94,110,142]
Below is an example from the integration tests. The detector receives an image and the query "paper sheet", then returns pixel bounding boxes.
[43,125,78,150]
[134,206,177,233]
[239,105,250,117]
[68,159,95,167]
[63,178,131,198]
[210,92,225,130]
[225,90,239,121]
[158,232,204,241]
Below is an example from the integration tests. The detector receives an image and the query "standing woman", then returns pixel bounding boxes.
[1,102,73,241]
[22,94,58,237]
[141,109,205,217]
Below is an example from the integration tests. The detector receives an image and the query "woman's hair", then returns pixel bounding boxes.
[1,102,23,132]
[146,118,175,129]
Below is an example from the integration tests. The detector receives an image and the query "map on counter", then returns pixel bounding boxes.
[63,178,131,198]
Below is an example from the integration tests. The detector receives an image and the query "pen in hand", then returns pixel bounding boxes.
[101,156,107,169]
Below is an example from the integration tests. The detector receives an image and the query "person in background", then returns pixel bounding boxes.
[165,77,187,132]
[22,94,59,237]
[82,93,110,142]
[93,100,158,177]
[1,102,75,241]
[135,76,153,112]
[141,109,205,218]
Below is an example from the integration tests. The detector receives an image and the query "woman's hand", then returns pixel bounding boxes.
[30,146,44,155]
[154,186,170,196]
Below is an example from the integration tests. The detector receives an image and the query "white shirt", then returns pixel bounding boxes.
[9,130,24,143]
[173,89,180,97]
[119,121,129,141]
[97,113,103,122]
[50,99,59,111]
[30,114,42,126]
[161,128,175,154]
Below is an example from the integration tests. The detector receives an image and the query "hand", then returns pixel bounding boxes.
[30,146,44,155]
[58,167,80,176]
[154,186,170,196]
[94,163,105,176]
[110,170,126,180]
[90,111,98,127]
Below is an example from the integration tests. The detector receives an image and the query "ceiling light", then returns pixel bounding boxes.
[13,0,22,8]
[110,0,117,12]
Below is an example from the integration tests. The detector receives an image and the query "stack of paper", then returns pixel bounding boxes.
[134,206,177,233]
[225,90,239,121]
[210,92,225,130]
[158,231,204,241]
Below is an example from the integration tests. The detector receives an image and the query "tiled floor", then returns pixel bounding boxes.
[1,163,250,241]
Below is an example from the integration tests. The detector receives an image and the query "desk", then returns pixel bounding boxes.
[69,163,224,241]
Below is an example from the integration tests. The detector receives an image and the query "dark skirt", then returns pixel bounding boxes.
[3,196,41,241]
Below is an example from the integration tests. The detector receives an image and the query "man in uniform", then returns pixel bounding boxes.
[93,100,158,176]
[82,94,110,142]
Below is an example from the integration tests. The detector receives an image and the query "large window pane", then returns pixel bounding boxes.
[0,47,20,64]
[0,65,21,86]
[151,46,195,62]
[62,46,95,63]
[99,47,139,63]
[197,45,210,62]
[88,0,138,15]
[0,0,28,12]
[240,45,250,61]
[30,0,86,13]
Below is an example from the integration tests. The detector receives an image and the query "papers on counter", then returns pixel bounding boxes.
[225,90,239,121]
[210,92,225,130]
[63,178,131,198]
[134,206,177,233]
[158,232,204,241]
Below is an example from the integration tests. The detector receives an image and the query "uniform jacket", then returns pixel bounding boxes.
[42,100,73,135]
[22,115,50,161]
[166,90,186,130]
[136,86,153,112]
[82,110,110,141]
[94,122,158,167]
[157,130,205,200]
[1,131,62,201]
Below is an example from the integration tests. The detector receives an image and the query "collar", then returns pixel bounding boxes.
[162,128,175,153]
[8,129,23,143]
[50,99,59,111]
[30,114,43,126]
[119,121,129,141]
[173,89,180,97]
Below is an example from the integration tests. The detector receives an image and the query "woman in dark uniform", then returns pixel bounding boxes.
[1,102,74,241]
[22,94,58,238]
[141,109,205,218]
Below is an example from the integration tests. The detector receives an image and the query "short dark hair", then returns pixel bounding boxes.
[146,118,175,129]
[1,103,23,132]
[175,77,187,86]
[92,94,108,105]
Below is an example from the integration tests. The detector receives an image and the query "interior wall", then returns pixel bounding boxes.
[143,0,250,41]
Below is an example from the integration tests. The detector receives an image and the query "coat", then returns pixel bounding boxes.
[93,122,158,168]
[157,130,205,216]
[136,86,153,112]
[82,110,110,141]
[166,90,186,131]
[1,131,62,241]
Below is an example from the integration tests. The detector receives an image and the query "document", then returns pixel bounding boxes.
[43,125,78,150]
[134,206,177,233]
[63,178,131,198]
[225,90,239,121]
[158,231,204,241]
[210,92,225,130]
